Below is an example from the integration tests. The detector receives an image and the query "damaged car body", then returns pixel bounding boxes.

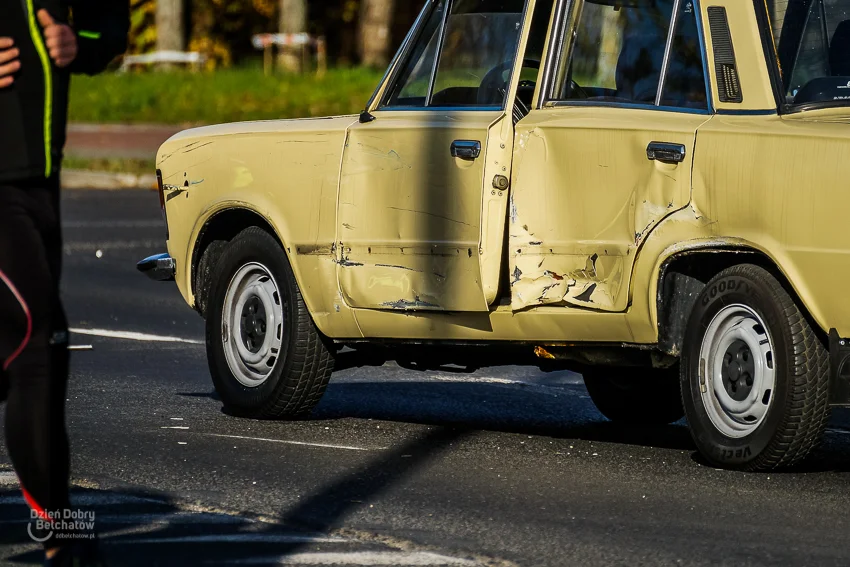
[141,0,850,471]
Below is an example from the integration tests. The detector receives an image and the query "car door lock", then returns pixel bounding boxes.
[492,175,510,191]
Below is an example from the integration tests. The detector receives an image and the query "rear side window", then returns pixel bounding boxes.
[549,0,708,110]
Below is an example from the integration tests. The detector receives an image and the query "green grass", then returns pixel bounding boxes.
[68,67,385,125]
[63,157,156,175]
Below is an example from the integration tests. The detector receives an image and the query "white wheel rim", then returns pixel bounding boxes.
[698,304,776,439]
[221,262,284,387]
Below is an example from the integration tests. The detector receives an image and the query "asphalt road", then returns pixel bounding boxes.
[3,189,850,566]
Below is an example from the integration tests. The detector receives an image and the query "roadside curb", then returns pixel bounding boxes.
[61,169,158,190]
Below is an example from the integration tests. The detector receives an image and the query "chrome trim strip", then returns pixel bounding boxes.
[656,0,684,106]
[425,0,453,107]
[544,100,711,115]
[538,0,572,108]
[368,1,433,111]
[372,105,503,113]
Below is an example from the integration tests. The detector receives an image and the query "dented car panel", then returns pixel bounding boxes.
[157,117,363,339]
[337,111,501,313]
[509,107,710,311]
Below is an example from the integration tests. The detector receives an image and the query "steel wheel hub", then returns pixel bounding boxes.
[222,262,283,387]
[699,304,776,438]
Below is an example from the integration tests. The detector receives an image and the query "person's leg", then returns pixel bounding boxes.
[0,183,71,545]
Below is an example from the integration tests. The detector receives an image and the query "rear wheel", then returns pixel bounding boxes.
[583,366,684,425]
[681,264,830,470]
[205,227,334,419]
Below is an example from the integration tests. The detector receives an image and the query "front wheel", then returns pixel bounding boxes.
[205,227,334,419]
[681,264,830,471]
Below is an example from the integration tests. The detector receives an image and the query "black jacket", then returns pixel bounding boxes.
[0,0,129,183]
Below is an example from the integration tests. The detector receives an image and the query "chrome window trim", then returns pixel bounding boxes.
[425,0,453,107]
[544,99,711,115]
[540,0,713,115]
[537,0,573,108]
[656,0,684,106]
[372,105,504,113]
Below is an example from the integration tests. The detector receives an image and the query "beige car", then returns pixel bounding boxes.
[140,0,850,471]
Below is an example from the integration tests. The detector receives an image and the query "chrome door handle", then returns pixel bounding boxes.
[451,140,481,160]
[647,142,686,164]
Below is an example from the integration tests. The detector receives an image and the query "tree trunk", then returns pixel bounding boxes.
[279,0,307,73]
[155,0,185,54]
[359,0,395,68]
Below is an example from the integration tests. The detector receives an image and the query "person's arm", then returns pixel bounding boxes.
[68,0,130,75]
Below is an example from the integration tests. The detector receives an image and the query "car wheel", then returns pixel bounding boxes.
[681,264,830,471]
[205,227,335,419]
[583,366,684,425]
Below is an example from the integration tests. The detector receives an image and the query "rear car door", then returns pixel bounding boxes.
[509,0,713,311]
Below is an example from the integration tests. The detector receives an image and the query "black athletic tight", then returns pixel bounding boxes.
[0,178,70,534]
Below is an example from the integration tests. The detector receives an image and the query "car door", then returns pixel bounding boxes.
[509,0,713,312]
[337,0,531,313]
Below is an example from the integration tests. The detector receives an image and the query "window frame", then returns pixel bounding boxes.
[539,0,714,115]
[377,0,532,112]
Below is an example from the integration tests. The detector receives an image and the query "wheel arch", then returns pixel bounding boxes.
[655,246,827,357]
[190,206,287,316]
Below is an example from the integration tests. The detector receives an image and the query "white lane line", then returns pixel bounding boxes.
[0,472,18,486]
[201,433,387,452]
[119,534,346,545]
[63,220,164,229]
[161,426,190,430]
[827,428,850,435]
[64,240,165,252]
[224,551,479,566]
[70,328,203,345]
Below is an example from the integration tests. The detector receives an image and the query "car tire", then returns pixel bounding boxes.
[205,227,335,419]
[583,366,684,425]
[681,264,830,471]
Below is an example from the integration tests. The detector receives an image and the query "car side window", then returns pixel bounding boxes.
[552,0,708,110]
[382,0,527,110]
[384,1,447,107]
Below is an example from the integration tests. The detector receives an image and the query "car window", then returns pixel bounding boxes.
[382,0,527,110]
[431,0,526,107]
[384,2,447,107]
[559,1,674,103]
[551,0,707,110]
[769,0,850,105]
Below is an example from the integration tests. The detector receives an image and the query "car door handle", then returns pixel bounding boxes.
[451,140,481,160]
[646,142,687,164]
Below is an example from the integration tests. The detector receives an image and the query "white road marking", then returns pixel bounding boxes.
[161,426,190,430]
[224,551,479,566]
[70,328,203,345]
[827,428,850,435]
[201,433,386,452]
[63,220,164,229]
[68,345,94,351]
[64,240,165,252]
[0,472,17,486]
[119,534,346,545]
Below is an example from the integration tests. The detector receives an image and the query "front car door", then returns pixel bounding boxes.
[509,0,713,311]
[337,0,536,312]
